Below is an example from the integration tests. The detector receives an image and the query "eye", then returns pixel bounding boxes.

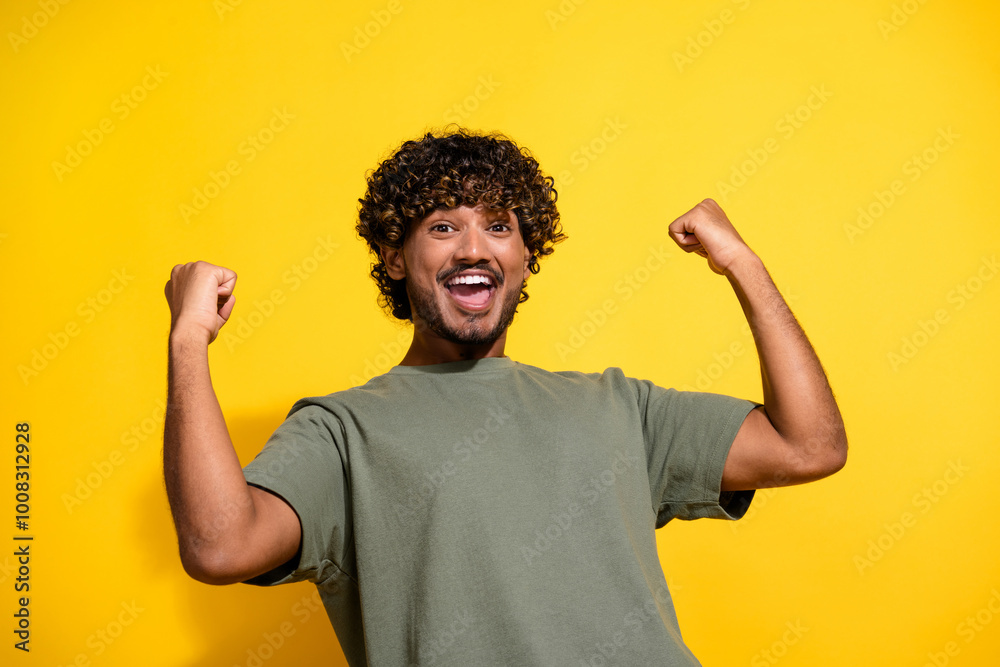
[488,222,512,232]
[429,222,454,233]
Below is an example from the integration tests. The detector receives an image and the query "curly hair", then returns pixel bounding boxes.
[356,127,565,321]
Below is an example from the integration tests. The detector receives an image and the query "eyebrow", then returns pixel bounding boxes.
[424,209,515,224]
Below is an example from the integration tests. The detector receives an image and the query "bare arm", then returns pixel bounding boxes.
[668,200,847,491]
[163,261,300,584]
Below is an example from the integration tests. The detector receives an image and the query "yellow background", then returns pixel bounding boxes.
[2,0,999,665]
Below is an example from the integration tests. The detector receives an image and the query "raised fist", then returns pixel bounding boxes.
[164,261,238,344]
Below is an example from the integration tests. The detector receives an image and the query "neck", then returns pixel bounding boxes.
[398,325,510,366]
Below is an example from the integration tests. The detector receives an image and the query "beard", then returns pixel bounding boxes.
[406,276,522,346]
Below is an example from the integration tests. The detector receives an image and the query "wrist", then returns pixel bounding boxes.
[721,247,764,281]
[169,322,212,351]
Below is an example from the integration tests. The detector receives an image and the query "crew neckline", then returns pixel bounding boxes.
[387,356,517,375]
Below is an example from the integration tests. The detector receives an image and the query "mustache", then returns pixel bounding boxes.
[437,265,504,286]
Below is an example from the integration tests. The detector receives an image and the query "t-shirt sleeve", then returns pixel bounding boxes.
[632,379,759,527]
[240,401,354,587]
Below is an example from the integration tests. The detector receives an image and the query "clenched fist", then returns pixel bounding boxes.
[668,199,756,276]
[164,261,238,344]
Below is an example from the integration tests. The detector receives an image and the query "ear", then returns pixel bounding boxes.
[381,245,406,280]
[522,242,532,279]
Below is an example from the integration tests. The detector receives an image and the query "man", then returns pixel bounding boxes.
[163,129,846,666]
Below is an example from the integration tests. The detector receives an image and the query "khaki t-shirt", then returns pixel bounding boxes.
[243,357,757,666]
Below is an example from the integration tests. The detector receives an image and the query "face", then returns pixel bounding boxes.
[382,204,531,347]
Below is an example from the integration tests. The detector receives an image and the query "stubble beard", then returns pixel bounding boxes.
[407,279,522,346]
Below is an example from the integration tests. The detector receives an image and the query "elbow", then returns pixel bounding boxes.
[800,431,848,482]
[834,434,849,473]
[179,543,247,586]
[827,425,849,475]
[822,445,848,478]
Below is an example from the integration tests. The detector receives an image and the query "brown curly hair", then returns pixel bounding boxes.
[356,127,565,321]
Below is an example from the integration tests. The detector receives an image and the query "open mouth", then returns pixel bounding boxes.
[444,273,496,310]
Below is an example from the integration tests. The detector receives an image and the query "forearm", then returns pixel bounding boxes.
[726,253,847,461]
[163,331,256,580]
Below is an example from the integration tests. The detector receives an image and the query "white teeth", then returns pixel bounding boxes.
[448,275,492,286]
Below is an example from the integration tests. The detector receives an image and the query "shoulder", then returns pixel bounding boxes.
[286,373,399,416]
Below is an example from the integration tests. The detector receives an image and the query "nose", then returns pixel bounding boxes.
[454,226,490,265]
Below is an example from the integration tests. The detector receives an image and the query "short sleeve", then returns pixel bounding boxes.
[633,381,759,527]
[240,401,355,587]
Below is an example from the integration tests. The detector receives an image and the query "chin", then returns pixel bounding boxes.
[409,283,520,347]
[441,318,506,346]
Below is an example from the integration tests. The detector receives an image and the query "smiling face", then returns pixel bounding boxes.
[381,204,531,359]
